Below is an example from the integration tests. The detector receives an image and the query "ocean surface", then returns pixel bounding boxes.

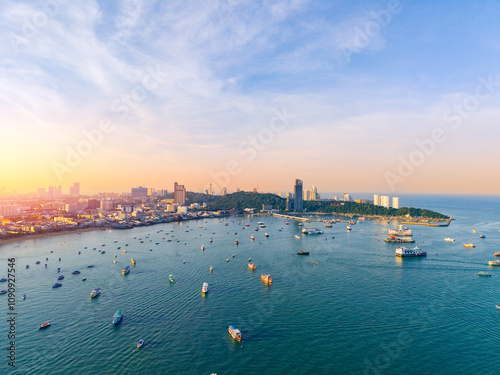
[1,194,499,375]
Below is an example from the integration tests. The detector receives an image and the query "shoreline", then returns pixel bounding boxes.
[0,227,106,246]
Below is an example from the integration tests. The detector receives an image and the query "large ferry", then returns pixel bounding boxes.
[395,246,427,257]
[388,226,413,237]
[228,325,242,342]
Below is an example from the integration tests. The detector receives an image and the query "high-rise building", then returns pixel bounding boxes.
[381,196,390,208]
[48,186,54,199]
[342,193,351,202]
[221,187,227,196]
[393,197,400,209]
[373,195,380,206]
[286,197,293,211]
[174,182,186,205]
[294,179,303,212]
[69,183,80,196]
[209,183,213,195]
[131,187,149,198]
[311,186,317,201]
[100,201,114,211]
[304,190,310,201]
[55,185,62,197]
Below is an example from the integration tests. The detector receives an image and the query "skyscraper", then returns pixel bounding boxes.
[221,187,227,196]
[70,182,80,196]
[373,195,380,206]
[381,196,390,208]
[294,179,303,212]
[393,197,400,209]
[311,186,317,201]
[174,182,186,204]
[304,190,310,201]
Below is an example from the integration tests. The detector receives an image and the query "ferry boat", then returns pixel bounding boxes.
[39,322,51,329]
[112,310,123,325]
[388,227,413,237]
[202,282,209,294]
[122,266,130,275]
[131,258,136,265]
[137,339,145,349]
[297,250,310,255]
[395,246,427,257]
[72,271,81,274]
[169,275,175,283]
[261,274,272,284]
[90,288,101,298]
[384,237,415,244]
[52,283,63,288]
[464,244,476,248]
[489,260,500,266]
[477,272,491,277]
[57,275,64,280]
[301,228,323,235]
[248,263,256,270]
[228,325,242,342]
[444,238,455,242]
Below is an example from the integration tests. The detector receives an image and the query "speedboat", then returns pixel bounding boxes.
[297,250,310,255]
[250,235,255,240]
[122,266,130,275]
[36,261,41,264]
[112,310,123,325]
[444,238,455,242]
[477,272,491,277]
[0,278,7,282]
[248,263,256,270]
[0,290,7,294]
[52,283,63,288]
[464,244,475,248]
[39,322,51,329]
[202,282,209,294]
[169,275,175,283]
[72,271,81,274]
[90,288,101,298]
[479,234,486,238]
[58,275,64,280]
[228,325,242,342]
[261,274,272,284]
[137,339,145,349]
[22,294,26,299]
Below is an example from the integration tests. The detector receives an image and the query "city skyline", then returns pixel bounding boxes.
[2,1,500,195]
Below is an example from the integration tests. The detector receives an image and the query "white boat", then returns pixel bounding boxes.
[202,282,209,293]
[301,228,323,235]
[294,235,301,239]
[346,226,352,231]
[250,235,255,240]
[90,288,101,299]
[395,246,427,257]
[444,238,455,242]
[264,232,269,237]
[201,245,205,250]
[388,226,413,237]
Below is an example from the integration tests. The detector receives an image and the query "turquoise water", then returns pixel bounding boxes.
[1,195,500,374]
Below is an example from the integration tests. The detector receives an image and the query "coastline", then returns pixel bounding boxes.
[0,227,106,246]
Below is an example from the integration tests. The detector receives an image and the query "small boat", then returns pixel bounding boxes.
[495,252,500,257]
[90,288,101,298]
[479,234,486,239]
[298,223,304,226]
[122,250,127,253]
[114,255,117,258]
[261,274,272,284]
[228,325,242,342]
[122,266,130,275]
[78,251,81,255]
[0,290,7,294]
[0,278,7,282]
[36,261,41,264]
[477,272,491,277]
[82,278,87,281]
[101,251,106,254]
[87,265,94,268]
[472,230,476,233]
[72,271,81,274]
[137,339,145,349]
[39,322,51,329]
[202,282,209,293]
[201,245,205,251]
[248,263,256,270]
[26,265,29,269]
[496,305,500,309]
[346,226,352,231]
[226,259,229,262]
[444,238,455,242]
[58,275,64,280]
[294,235,300,239]
[265,232,269,237]
[52,283,62,288]
[254,227,259,231]
[22,294,26,299]
[210,266,213,272]
[235,240,239,245]
[58,258,61,261]
[464,244,476,248]
[113,260,117,264]
[210,238,213,243]
[250,235,255,240]
[297,250,310,255]
[169,275,175,283]
[489,260,500,266]
[112,310,123,325]
[131,258,136,265]
[312,261,318,265]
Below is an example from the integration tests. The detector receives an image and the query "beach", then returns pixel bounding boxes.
[0,227,106,246]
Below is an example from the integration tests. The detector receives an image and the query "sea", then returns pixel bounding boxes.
[0,194,499,375]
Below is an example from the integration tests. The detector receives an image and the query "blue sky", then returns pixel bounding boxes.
[1,0,499,194]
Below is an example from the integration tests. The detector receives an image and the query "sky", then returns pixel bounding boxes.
[1,0,500,195]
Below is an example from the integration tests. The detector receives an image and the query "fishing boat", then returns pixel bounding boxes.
[169,275,175,283]
[131,258,136,265]
[90,288,101,298]
[0,290,7,294]
[122,266,130,275]
[444,238,455,242]
[297,250,310,255]
[228,325,242,342]
[137,339,145,349]
[0,278,7,282]
[477,272,491,277]
[489,260,500,266]
[202,282,209,294]
[464,244,476,248]
[261,274,272,284]
[112,310,123,325]
[248,263,256,270]
[39,322,51,329]
[395,246,427,257]
[52,283,62,288]
[57,275,64,280]
[72,270,81,275]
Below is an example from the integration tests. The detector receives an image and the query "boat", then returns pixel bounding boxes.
[87,265,94,268]
[131,258,136,265]
[472,229,476,233]
[254,227,259,231]
[22,294,26,299]
[57,275,64,280]
[464,244,476,248]
[26,265,29,269]
[101,251,106,254]
[72,270,81,274]
[169,275,175,283]
[285,221,289,225]
[388,226,413,237]
[112,310,123,325]
[210,266,213,272]
[210,238,213,243]
[36,261,41,264]
[228,325,242,342]
[235,240,239,245]
[122,250,127,253]
[52,283,63,288]
[479,234,486,238]
[294,235,301,239]
[122,266,130,275]
[261,274,272,284]
[0,278,7,282]
[137,339,145,349]
[90,288,101,298]
[0,290,6,294]
[202,282,209,293]
[248,263,256,270]
[265,232,269,237]
[297,250,310,255]
[302,228,323,235]
[495,252,500,257]
[346,225,352,231]
[489,260,500,266]
[324,223,332,228]
[477,272,491,277]
[395,246,427,257]
[39,322,51,329]
[201,245,205,250]
[384,237,415,243]
[250,235,255,240]
[82,278,87,281]
[444,238,455,242]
